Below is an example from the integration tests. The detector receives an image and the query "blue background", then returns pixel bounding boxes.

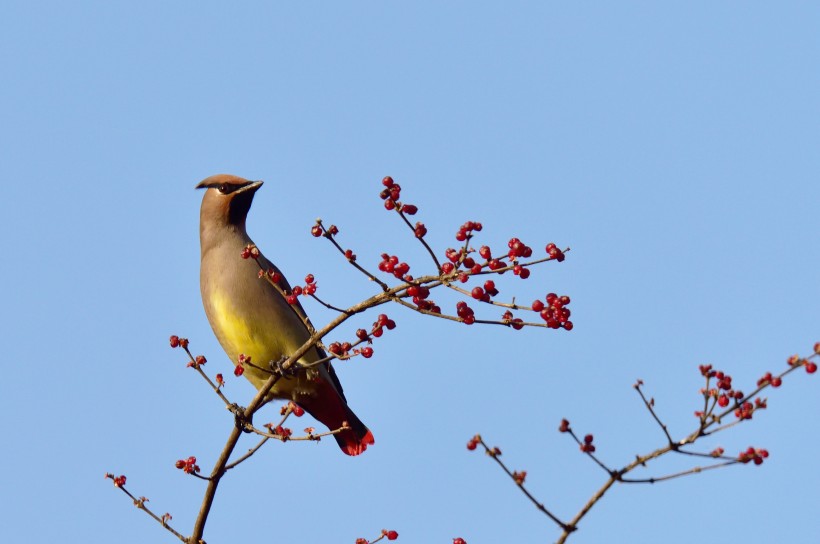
[1,2,818,543]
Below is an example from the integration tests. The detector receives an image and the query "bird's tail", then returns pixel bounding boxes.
[299,383,375,456]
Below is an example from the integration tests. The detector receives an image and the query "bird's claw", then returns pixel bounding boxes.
[272,356,301,379]
[228,403,253,432]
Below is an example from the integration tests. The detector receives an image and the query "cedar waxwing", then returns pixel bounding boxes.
[196,174,374,455]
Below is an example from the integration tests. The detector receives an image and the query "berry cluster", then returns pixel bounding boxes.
[545,242,566,262]
[532,293,572,330]
[174,456,200,474]
[283,273,319,305]
[455,220,483,242]
[378,254,411,279]
[698,365,753,418]
[354,529,399,544]
[512,470,527,485]
[558,418,571,433]
[501,310,524,330]
[264,423,293,440]
[169,335,189,349]
[470,279,498,302]
[310,223,339,238]
[580,434,596,453]
[456,301,476,325]
[329,314,396,360]
[234,354,250,377]
[257,267,282,284]
[187,355,206,369]
[281,401,305,417]
[380,176,418,218]
[556,419,596,452]
[105,473,127,487]
[737,446,769,465]
[240,244,260,260]
[757,371,782,388]
[788,353,818,373]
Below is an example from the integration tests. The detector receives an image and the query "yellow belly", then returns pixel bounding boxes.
[208,290,315,400]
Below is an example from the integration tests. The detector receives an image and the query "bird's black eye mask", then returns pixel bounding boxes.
[217,183,238,195]
[196,181,251,195]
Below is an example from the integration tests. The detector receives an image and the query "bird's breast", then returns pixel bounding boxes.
[207,288,285,365]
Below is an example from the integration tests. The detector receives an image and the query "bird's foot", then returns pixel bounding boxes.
[272,356,301,379]
[228,403,253,433]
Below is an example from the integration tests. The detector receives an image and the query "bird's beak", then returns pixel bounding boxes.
[235,180,264,194]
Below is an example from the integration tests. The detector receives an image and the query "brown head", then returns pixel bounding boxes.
[196,174,263,242]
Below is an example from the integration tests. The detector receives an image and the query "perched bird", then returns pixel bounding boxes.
[196,174,374,456]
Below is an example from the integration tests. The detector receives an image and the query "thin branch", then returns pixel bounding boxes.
[476,437,569,530]
[634,382,673,444]
[113,484,186,543]
[225,436,270,471]
[620,460,737,483]
[392,206,441,270]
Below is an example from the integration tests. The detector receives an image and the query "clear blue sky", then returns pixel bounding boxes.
[2,2,818,543]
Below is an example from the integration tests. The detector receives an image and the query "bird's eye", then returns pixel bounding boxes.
[218,183,230,194]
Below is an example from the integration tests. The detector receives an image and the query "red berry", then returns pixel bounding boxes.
[169,335,180,348]
[289,402,305,417]
[479,246,492,259]
[519,267,530,279]
[563,321,573,331]
[311,225,322,237]
[382,176,394,187]
[384,199,395,210]
[361,347,374,358]
[471,287,484,300]
[385,530,398,540]
[401,204,418,215]
[559,419,570,432]
[806,362,818,374]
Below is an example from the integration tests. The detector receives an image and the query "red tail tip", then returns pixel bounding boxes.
[342,430,375,456]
